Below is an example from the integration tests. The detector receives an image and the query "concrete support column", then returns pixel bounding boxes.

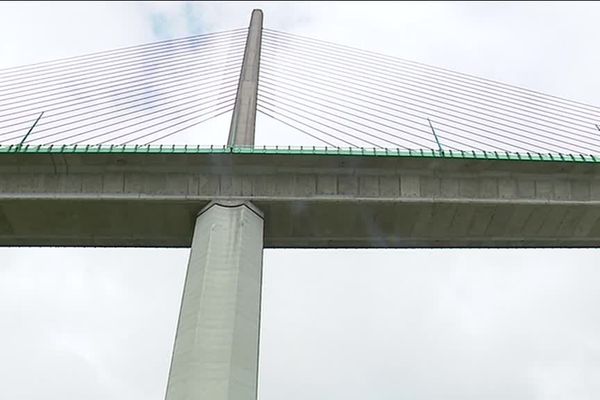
[165,201,264,400]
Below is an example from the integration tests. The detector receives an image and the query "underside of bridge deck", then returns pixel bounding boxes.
[1,151,600,248]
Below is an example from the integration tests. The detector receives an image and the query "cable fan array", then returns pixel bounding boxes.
[0,28,246,146]
[258,29,600,155]
[2,26,600,155]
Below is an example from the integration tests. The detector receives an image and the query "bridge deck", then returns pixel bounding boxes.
[1,151,600,248]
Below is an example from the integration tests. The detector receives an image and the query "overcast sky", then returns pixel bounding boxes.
[1,2,600,399]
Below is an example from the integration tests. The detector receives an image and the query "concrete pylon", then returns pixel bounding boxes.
[227,9,263,147]
[166,10,265,399]
[165,202,264,400]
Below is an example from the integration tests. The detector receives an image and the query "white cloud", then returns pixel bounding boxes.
[0,2,155,68]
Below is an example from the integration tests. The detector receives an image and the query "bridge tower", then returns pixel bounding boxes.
[165,9,264,400]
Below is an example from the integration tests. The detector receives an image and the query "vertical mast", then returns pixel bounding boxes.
[227,9,263,147]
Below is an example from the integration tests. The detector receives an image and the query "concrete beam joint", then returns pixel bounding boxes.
[199,200,264,220]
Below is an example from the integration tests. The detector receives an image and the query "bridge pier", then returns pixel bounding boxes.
[167,9,265,399]
[165,201,264,400]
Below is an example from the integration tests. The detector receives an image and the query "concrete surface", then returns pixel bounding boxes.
[1,152,600,247]
[165,201,263,400]
[228,9,262,147]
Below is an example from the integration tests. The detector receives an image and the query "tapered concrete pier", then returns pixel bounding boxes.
[165,202,264,400]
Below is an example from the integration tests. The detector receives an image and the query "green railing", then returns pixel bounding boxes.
[0,144,598,163]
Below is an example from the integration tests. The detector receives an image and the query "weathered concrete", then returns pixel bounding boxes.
[228,9,262,146]
[165,201,263,400]
[1,152,600,247]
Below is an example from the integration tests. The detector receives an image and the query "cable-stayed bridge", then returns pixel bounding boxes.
[2,9,600,400]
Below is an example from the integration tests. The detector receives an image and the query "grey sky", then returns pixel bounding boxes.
[1,2,600,399]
